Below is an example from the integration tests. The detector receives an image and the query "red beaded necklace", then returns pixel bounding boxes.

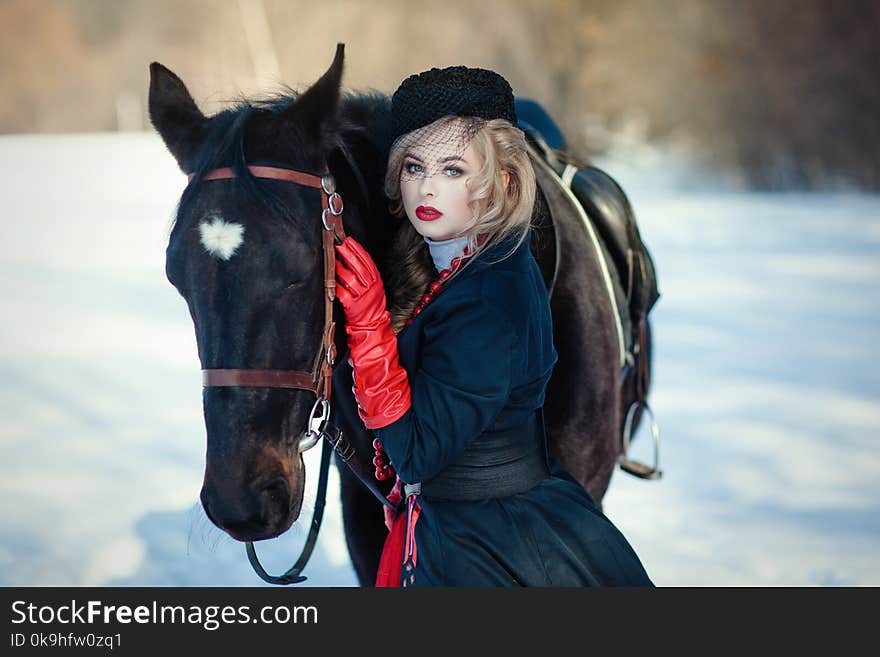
[403,244,473,328]
[373,242,476,481]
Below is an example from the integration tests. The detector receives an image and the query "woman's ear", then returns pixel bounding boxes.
[502,170,510,189]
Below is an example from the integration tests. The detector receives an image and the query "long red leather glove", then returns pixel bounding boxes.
[334,236,412,429]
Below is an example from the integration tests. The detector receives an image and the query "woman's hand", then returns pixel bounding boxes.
[335,237,388,329]
[333,237,412,431]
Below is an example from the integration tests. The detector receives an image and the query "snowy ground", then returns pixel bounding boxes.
[1,133,878,586]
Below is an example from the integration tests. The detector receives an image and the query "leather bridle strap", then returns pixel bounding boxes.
[191,165,347,400]
[198,165,323,188]
[202,369,315,390]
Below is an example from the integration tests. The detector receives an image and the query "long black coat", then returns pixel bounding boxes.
[374,229,652,586]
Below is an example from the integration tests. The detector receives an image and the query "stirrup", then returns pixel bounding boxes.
[619,401,662,480]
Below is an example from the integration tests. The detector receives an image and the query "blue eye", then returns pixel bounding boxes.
[405,162,423,174]
[445,167,462,177]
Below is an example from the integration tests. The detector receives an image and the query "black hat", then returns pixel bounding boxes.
[390,66,517,143]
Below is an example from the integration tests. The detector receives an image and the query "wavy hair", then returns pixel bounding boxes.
[383,116,536,333]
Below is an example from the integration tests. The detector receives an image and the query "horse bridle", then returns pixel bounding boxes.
[188,164,394,584]
[195,165,345,426]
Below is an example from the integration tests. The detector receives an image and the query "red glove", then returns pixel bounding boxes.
[335,237,411,429]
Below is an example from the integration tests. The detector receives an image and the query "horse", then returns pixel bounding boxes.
[149,45,636,585]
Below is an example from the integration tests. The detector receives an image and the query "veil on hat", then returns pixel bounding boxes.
[390,66,518,183]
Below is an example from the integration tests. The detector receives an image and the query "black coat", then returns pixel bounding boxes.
[374,229,652,586]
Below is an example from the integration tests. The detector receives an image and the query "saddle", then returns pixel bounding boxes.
[516,99,662,479]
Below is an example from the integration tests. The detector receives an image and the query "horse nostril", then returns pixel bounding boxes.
[258,475,291,516]
[199,475,294,540]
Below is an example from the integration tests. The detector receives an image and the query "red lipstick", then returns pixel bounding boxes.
[416,205,442,222]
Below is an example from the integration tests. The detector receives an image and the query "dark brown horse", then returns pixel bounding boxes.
[149,45,641,585]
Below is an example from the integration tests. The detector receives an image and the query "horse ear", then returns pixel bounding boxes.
[285,43,344,147]
[148,62,209,173]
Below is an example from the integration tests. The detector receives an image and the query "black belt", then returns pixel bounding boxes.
[420,412,550,502]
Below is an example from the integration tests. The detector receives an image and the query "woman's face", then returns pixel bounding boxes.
[399,129,483,242]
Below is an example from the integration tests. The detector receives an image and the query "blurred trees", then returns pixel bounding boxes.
[1,0,877,189]
[727,0,880,189]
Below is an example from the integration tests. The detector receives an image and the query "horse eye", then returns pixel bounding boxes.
[278,280,304,297]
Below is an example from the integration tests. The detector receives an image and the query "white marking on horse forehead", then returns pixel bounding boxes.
[199,213,244,260]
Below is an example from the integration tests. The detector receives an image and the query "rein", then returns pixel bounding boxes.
[188,164,394,585]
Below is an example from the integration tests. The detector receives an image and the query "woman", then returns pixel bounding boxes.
[334,66,652,587]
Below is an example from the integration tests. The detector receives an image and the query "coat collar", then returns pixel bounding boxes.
[395,227,533,337]
[454,228,532,281]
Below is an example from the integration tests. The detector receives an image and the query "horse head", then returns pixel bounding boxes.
[149,45,365,542]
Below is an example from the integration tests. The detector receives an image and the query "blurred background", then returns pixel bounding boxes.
[3,0,879,188]
[1,0,878,587]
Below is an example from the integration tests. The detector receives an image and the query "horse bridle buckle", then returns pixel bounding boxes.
[298,398,330,453]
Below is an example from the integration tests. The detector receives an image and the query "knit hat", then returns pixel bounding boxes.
[390,66,517,144]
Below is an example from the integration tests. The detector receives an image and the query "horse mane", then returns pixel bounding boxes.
[174,94,295,232]
[171,89,392,240]
[331,91,392,225]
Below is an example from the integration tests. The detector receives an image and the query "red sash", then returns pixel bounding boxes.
[375,510,406,587]
[375,484,422,588]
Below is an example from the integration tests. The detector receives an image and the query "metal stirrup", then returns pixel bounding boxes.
[618,401,661,480]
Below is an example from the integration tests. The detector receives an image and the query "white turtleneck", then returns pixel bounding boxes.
[424,235,468,273]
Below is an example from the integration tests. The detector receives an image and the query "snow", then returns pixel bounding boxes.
[0,133,877,586]
[597,143,880,585]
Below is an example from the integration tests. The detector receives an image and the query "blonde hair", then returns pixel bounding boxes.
[384,116,536,332]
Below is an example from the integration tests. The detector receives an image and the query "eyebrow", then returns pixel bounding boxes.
[403,153,469,165]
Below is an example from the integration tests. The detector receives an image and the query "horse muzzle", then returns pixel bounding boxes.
[200,465,304,542]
